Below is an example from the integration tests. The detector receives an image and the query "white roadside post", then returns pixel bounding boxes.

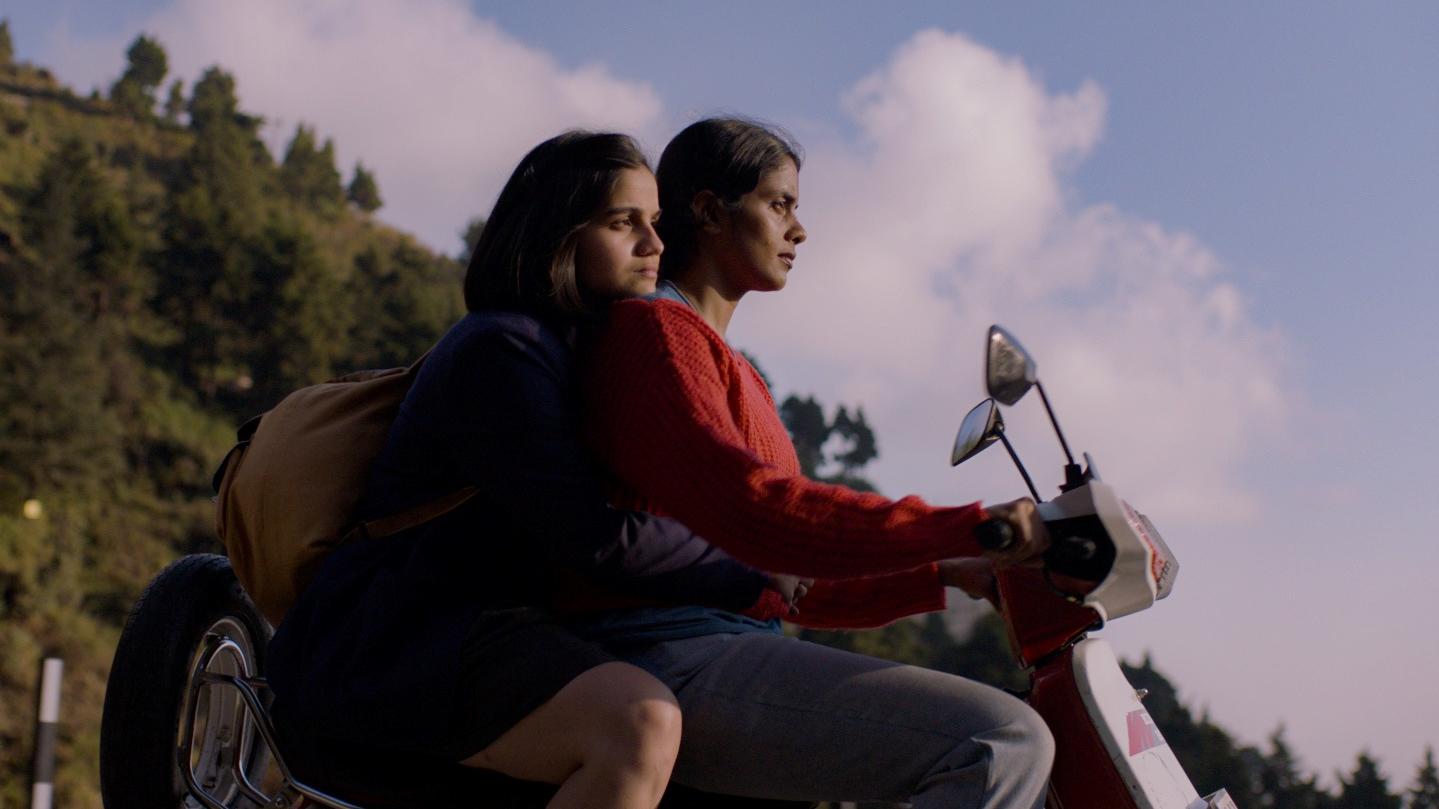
[31,657,63,809]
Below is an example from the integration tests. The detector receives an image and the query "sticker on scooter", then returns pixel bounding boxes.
[1127,709,1167,755]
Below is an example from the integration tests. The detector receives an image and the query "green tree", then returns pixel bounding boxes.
[109,34,168,117]
[280,124,343,212]
[458,216,486,264]
[0,18,14,65]
[247,219,350,400]
[829,405,879,491]
[346,161,382,212]
[920,611,1026,690]
[1335,752,1401,809]
[160,67,268,397]
[188,66,237,130]
[163,79,185,122]
[780,395,828,476]
[345,237,462,369]
[1254,727,1327,809]
[1409,747,1439,809]
[1,138,131,504]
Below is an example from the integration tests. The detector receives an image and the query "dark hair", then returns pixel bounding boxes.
[655,117,803,276]
[464,131,651,315]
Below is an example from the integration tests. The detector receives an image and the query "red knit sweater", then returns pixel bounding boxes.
[583,298,990,629]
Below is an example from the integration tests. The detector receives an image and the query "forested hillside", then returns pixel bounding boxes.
[0,25,1433,809]
[0,26,462,807]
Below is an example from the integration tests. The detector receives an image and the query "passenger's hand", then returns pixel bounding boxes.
[767,573,813,615]
[937,558,999,607]
[980,498,1050,567]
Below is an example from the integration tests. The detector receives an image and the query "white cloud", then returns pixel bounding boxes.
[44,0,664,253]
[733,29,1291,530]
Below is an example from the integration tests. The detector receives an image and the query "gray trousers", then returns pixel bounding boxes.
[620,632,1054,809]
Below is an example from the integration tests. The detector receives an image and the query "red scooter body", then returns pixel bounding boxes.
[956,326,1237,809]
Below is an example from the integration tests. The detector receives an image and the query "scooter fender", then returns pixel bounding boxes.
[1069,637,1203,809]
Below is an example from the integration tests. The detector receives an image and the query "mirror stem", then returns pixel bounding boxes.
[1035,381,1076,466]
[997,432,1043,502]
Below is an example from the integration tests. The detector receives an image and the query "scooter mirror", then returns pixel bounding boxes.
[986,325,1038,406]
[951,399,1003,466]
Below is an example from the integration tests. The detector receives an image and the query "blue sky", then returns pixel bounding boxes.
[7,0,1437,787]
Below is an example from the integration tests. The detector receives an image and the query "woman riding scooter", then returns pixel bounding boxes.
[577,118,1056,809]
[266,131,794,809]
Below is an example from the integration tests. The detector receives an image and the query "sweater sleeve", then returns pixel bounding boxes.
[784,565,948,629]
[584,301,988,579]
[443,319,768,611]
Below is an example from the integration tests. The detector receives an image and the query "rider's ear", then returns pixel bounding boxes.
[691,191,724,234]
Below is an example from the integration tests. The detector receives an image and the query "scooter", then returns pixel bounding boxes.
[952,325,1238,809]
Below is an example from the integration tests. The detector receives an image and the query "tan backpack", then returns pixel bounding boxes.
[213,355,477,625]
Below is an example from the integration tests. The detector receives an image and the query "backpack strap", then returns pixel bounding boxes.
[346,486,481,542]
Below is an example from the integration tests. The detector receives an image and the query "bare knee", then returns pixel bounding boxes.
[584,663,682,766]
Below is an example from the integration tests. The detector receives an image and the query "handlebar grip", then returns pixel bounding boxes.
[975,518,1015,552]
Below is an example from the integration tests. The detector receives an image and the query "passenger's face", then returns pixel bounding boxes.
[713,159,806,293]
[575,167,663,302]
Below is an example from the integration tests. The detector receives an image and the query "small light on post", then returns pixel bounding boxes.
[22,499,43,520]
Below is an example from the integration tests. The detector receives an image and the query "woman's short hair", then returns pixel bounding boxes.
[464,131,650,315]
[655,117,803,276]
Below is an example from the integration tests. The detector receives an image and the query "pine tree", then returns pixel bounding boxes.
[458,216,487,264]
[163,79,185,122]
[280,124,343,211]
[160,66,268,396]
[1410,746,1439,809]
[829,406,879,491]
[187,65,266,140]
[1256,727,1326,809]
[0,18,14,66]
[2,138,129,502]
[109,34,168,117]
[1336,751,1401,809]
[780,395,828,476]
[346,161,382,212]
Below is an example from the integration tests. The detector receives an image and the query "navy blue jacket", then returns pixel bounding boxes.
[266,310,766,751]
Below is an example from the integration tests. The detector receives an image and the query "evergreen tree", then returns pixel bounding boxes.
[109,34,168,117]
[248,219,350,400]
[0,18,13,66]
[188,66,239,131]
[163,79,185,123]
[280,124,343,211]
[1335,752,1401,809]
[186,65,266,142]
[780,395,828,476]
[1256,727,1327,809]
[1,138,129,503]
[920,611,1026,691]
[829,405,879,491]
[346,161,382,212]
[1409,746,1439,809]
[458,216,486,264]
[161,67,268,397]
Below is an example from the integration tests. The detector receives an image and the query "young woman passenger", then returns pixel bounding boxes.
[577,118,1056,809]
[265,131,791,809]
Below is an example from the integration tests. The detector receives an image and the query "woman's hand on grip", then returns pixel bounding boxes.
[980,498,1050,567]
[937,557,999,607]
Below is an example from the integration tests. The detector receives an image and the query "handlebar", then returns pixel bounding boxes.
[976,517,1100,571]
[975,518,1015,551]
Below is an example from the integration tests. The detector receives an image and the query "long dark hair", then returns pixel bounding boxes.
[464,131,651,315]
[655,117,803,276]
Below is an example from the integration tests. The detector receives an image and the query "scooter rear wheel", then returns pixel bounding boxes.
[99,553,273,809]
